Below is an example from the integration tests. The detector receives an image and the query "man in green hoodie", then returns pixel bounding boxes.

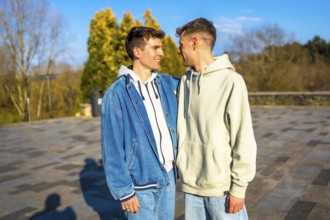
[175,18,257,219]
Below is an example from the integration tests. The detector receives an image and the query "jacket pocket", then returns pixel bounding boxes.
[127,138,137,168]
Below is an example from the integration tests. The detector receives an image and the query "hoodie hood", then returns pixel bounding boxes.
[189,54,235,94]
[184,54,236,117]
[118,65,133,78]
[117,65,159,101]
[117,65,157,83]
[191,54,235,76]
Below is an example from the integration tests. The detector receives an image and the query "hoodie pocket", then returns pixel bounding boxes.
[176,141,230,188]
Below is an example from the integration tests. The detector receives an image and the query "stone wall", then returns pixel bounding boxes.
[249,92,330,106]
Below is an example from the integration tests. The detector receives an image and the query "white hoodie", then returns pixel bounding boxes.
[176,54,257,198]
[118,66,174,172]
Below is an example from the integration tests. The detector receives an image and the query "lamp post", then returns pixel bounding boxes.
[38,74,56,118]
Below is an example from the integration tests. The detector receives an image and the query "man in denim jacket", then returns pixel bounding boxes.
[101,26,179,220]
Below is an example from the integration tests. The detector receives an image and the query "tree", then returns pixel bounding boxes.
[80,8,119,102]
[226,24,330,92]
[225,24,295,91]
[160,36,186,77]
[82,8,185,102]
[0,0,46,119]
[144,9,160,30]
[116,12,142,67]
[226,24,291,61]
[143,9,185,77]
[0,0,69,121]
[305,35,330,61]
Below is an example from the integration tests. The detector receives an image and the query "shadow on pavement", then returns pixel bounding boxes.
[79,158,126,220]
[29,193,76,220]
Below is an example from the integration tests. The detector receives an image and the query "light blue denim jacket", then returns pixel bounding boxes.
[101,72,179,202]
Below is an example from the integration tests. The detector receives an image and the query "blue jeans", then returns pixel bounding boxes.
[184,193,249,220]
[126,169,175,220]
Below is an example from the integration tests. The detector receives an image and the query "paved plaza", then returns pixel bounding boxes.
[0,106,329,220]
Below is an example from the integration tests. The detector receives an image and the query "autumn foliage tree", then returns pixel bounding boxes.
[0,0,71,122]
[0,0,48,120]
[226,24,330,91]
[81,9,185,101]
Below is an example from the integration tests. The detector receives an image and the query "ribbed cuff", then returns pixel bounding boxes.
[230,183,247,198]
[119,191,136,202]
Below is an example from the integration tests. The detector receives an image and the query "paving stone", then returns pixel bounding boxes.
[0,207,36,220]
[312,169,330,186]
[306,150,330,161]
[1,196,39,213]
[285,200,316,220]
[307,203,330,220]
[276,177,311,192]
[249,211,287,220]
[291,164,322,177]
[0,174,28,184]
[0,107,330,219]
[255,188,301,212]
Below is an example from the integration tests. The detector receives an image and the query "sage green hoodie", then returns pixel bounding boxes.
[176,54,257,198]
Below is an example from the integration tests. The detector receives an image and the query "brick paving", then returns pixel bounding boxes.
[0,106,329,220]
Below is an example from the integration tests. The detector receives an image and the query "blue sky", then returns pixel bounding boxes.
[51,0,330,65]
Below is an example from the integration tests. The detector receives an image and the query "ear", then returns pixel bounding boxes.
[133,47,141,58]
[191,37,197,51]
[192,37,197,46]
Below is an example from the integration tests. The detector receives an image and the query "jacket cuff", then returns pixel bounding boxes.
[119,191,136,202]
[230,183,247,198]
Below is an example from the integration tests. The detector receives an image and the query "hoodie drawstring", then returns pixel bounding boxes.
[138,81,145,100]
[187,70,193,119]
[151,81,159,99]
[138,80,159,101]
[197,69,205,95]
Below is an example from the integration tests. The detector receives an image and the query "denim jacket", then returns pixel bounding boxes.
[101,73,179,202]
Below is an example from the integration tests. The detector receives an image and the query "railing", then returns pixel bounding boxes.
[248,91,330,106]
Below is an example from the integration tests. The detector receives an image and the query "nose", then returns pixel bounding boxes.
[159,48,164,57]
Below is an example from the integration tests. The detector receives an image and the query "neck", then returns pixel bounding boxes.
[132,64,153,82]
[193,54,214,72]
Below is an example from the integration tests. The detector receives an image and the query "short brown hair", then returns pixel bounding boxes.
[176,18,216,50]
[125,26,165,60]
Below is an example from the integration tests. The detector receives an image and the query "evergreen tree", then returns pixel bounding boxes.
[143,10,185,77]
[161,36,186,77]
[117,12,142,67]
[305,36,330,61]
[81,8,119,101]
[143,9,160,30]
[82,8,185,103]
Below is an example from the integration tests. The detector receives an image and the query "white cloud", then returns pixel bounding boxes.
[213,16,262,35]
[237,16,262,22]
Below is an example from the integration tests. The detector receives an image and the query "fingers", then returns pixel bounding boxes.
[227,194,245,214]
[121,195,140,213]
[228,203,243,213]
